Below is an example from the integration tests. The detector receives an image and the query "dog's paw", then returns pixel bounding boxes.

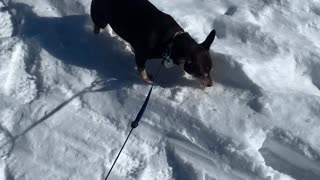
[93,25,100,34]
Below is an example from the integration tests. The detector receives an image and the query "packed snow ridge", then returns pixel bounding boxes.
[0,0,320,180]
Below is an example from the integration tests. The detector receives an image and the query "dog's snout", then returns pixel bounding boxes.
[204,80,213,87]
[201,76,213,87]
[206,81,213,87]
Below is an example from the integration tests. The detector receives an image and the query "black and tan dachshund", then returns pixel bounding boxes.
[90,0,216,87]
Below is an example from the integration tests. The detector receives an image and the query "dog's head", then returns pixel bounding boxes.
[172,30,216,87]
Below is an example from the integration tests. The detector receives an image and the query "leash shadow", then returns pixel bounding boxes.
[13,78,121,141]
[0,78,121,159]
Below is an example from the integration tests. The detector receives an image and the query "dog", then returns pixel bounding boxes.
[90,0,216,87]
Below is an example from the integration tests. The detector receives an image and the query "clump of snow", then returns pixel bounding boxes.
[0,0,320,180]
[0,42,38,104]
[0,2,14,38]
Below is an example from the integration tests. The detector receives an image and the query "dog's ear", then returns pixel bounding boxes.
[201,29,216,50]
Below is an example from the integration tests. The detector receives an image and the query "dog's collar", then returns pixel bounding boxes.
[163,30,186,49]
[162,31,186,68]
[172,31,186,40]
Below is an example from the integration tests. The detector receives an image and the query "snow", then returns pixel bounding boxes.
[0,0,320,179]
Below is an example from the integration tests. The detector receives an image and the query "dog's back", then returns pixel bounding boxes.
[91,0,183,56]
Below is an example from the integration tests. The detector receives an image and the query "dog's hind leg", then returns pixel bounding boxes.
[90,0,109,34]
[135,55,152,83]
[93,24,102,34]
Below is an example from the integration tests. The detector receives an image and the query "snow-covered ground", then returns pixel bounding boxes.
[0,0,320,179]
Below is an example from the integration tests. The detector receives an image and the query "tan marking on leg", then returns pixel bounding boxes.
[140,69,152,84]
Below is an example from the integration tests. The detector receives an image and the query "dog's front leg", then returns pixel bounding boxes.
[140,68,152,84]
[135,57,152,84]
[94,25,101,34]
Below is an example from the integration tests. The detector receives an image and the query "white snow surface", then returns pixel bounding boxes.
[0,0,320,179]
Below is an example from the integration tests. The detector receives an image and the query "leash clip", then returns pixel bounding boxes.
[162,50,174,69]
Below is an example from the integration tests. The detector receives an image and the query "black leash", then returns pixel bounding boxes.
[104,61,164,180]
[104,30,182,179]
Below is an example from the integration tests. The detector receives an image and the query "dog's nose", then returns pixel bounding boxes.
[206,82,213,87]
[204,80,213,87]
[201,79,213,87]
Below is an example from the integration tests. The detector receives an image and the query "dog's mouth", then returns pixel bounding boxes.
[189,74,213,87]
[179,63,213,87]
[200,76,213,87]
[191,73,213,87]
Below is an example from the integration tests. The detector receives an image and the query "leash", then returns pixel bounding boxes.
[104,60,164,180]
[104,31,182,180]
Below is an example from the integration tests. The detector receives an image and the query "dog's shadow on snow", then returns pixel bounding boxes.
[211,52,261,94]
[14,3,137,86]
[7,2,198,89]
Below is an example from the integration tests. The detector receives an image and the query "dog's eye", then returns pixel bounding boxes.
[204,73,208,77]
